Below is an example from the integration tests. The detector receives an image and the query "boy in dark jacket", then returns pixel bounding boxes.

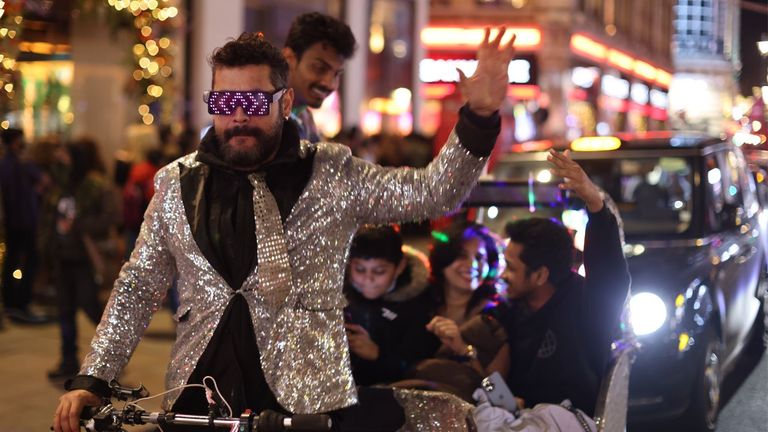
[344,225,440,386]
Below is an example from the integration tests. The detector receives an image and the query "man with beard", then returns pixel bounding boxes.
[53,29,515,432]
[283,12,356,142]
[493,150,631,419]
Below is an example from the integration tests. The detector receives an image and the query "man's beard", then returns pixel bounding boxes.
[216,117,283,169]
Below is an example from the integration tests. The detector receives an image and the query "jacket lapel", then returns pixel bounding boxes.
[178,162,235,288]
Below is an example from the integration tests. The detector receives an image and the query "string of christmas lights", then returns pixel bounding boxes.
[106,0,179,125]
[0,0,22,130]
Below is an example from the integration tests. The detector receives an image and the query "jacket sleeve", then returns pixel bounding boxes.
[78,168,177,383]
[583,204,631,330]
[345,106,500,224]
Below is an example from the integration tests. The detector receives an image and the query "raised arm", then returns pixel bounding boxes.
[548,149,630,318]
[347,28,516,224]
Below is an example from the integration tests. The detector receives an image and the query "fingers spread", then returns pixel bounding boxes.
[490,27,506,48]
[502,33,517,62]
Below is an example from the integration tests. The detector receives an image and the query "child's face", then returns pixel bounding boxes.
[348,258,400,300]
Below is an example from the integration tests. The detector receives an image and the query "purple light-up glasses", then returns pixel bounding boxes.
[203,88,287,116]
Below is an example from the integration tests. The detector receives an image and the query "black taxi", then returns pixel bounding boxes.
[475,133,767,431]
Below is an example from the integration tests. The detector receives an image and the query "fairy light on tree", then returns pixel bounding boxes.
[106,0,179,126]
[0,0,22,129]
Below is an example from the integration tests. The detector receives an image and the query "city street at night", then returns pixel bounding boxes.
[1,1,767,431]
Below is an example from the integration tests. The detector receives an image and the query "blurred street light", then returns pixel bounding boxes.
[759,40,768,56]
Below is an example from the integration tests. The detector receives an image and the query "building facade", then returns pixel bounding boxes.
[669,0,740,135]
[423,0,676,150]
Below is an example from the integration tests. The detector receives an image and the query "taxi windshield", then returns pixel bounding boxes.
[487,155,694,239]
[578,156,694,237]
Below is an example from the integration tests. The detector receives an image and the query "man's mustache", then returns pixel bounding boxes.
[223,126,266,142]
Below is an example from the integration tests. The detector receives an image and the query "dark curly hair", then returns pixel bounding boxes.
[349,225,404,265]
[428,222,500,318]
[284,12,357,60]
[208,32,289,89]
[505,218,574,286]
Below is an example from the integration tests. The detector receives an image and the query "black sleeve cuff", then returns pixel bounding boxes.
[65,375,112,399]
[586,202,615,227]
[455,104,501,158]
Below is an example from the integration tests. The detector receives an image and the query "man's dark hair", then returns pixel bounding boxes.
[285,12,357,60]
[208,32,289,89]
[505,218,574,286]
[1,128,23,147]
[349,225,403,265]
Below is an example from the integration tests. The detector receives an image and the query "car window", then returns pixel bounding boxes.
[579,156,693,238]
[733,150,759,218]
[705,153,726,231]
[720,150,743,207]
[490,155,694,239]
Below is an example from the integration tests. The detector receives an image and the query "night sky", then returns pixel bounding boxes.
[740,2,768,95]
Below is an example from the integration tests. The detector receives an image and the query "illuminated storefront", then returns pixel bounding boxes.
[418,25,673,152]
[568,33,672,138]
[17,58,73,138]
[419,25,541,155]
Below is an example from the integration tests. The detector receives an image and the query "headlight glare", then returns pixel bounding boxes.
[629,292,668,336]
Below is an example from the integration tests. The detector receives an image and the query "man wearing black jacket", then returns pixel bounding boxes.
[499,149,630,417]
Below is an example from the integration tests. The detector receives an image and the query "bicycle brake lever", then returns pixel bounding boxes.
[108,380,150,401]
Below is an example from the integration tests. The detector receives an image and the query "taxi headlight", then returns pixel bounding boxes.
[629,292,668,336]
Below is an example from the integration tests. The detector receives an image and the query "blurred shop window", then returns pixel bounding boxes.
[18,61,74,140]
[364,0,415,137]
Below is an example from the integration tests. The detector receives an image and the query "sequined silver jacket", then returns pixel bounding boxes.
[81,129,488,414]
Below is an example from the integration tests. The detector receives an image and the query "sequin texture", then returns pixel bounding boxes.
[80,129,488,413]
[393,389,477,431]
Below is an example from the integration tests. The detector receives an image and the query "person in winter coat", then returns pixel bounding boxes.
[344,225,440,386]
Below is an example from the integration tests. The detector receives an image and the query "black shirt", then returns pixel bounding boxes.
[501,206,630,416]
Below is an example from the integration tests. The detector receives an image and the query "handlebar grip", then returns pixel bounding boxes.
[286,414,332,431]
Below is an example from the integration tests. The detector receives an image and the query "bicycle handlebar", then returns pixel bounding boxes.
[79,405,332,432]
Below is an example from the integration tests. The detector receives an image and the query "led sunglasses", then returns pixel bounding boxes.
[203,88,286,116]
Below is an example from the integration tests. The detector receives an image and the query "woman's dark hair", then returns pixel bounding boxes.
[68,137,105,186]
[284,12,357,60]
[504,217,574,286]
[428,222,500,318]
[349,225,403,264]
[208,32,289,89]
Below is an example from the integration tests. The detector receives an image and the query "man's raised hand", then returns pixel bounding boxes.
[458,27,516,117]
[547,149,604,212]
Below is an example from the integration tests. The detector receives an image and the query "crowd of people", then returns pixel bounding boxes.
[0,10,636,432]
[0,125,196,378]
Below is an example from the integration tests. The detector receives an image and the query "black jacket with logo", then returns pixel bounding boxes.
[344,249,441,386]
[500,205,630,417]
